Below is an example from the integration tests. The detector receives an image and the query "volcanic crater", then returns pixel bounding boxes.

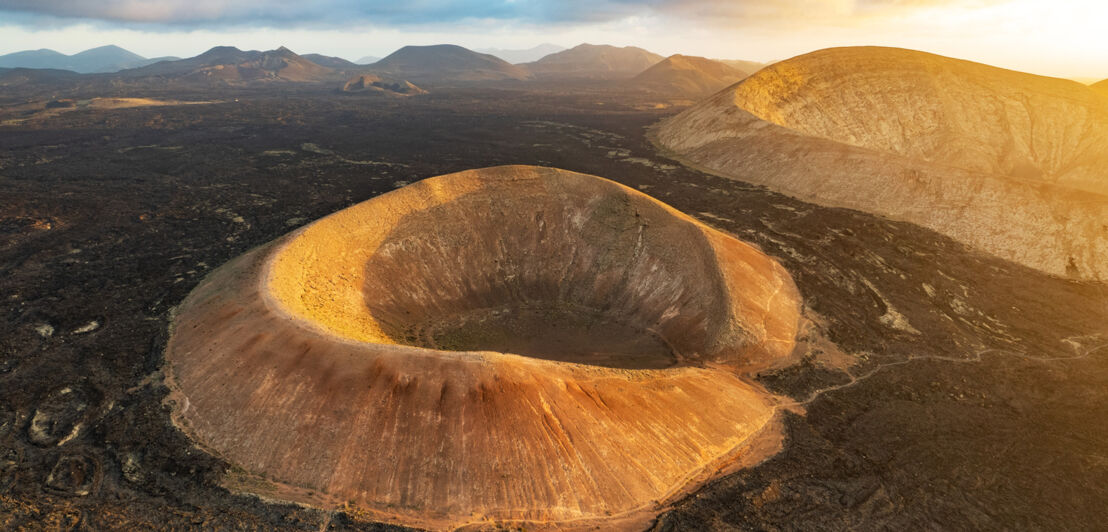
[165,165,802,529]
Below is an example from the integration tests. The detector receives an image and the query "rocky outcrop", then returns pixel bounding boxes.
[165,165,802,530]
[341,74,426,95]
[633,54,750,97]
[655,46,1108,280]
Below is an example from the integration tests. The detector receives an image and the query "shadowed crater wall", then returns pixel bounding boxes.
[165,165,802,530]
[359,183,729,369]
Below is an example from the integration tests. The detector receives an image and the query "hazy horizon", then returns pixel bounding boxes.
[0,0,1105,80]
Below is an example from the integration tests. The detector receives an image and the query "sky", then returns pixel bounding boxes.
[0,0,1105,79]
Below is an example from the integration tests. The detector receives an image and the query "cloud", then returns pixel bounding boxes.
[0,0,610,26]
[644,0,1012,26]
[0,0,1102,79]
[0,0,988,27]
[0,0,509,25]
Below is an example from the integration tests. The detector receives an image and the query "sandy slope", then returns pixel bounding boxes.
[655,46,1108,280]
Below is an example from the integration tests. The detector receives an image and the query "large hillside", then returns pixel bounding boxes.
[731,47,1108,194]
[1094,78,1108,96]
[524,44,663,79]
[655,46,1108,279]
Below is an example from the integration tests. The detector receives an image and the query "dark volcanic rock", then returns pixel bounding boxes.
[44,452,101,497]
[27,386,98,447]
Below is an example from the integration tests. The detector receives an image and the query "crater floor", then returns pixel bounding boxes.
[421,306,678,369]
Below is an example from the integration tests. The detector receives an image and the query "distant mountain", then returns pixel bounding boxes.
[355,56,381,65]
[120,46,336,84]
[0,49,71,70]
[341,74,426,95]
[632,55,750,97]
[478,44,564,64]
[368,44,531,83]
[716,59,766,74]
[524,44,663,79]
[0,45,162,73]
[70,45,148,72]
[302,53,359,69]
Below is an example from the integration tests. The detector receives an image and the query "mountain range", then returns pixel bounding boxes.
[114,46,337,84]
[0,42,782,94]
[0,45,176,73]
